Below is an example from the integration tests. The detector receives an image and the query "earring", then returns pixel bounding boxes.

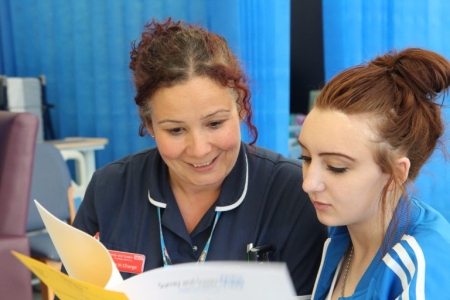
[150,134,155,138]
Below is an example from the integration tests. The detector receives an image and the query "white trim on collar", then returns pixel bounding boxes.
[148,189,166,208]
[147,152,249,212]
[215,152,248,211]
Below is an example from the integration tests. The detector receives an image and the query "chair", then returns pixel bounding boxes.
[0,111,39,300]
[27,142,74,300]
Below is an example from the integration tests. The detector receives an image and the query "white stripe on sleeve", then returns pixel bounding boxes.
[383,235,425,300]
[383,253,409,299]
[403,235,425,299]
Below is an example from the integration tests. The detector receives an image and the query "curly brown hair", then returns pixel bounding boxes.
[129,18,258,144]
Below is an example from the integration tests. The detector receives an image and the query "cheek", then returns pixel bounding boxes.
[219,133,240,150]
[217,123,242,150]
[348,172,388,204]
[156,139,183,160]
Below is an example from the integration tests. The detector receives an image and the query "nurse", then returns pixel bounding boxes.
[72,17,328,297]
[299,48,450,299]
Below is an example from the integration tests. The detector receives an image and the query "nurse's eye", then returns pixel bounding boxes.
[168,127,184,135]
[298,155,311,164]
[209,120,224,129]
[327,166,347,174]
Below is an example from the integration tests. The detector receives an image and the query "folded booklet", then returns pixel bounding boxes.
[13,200,297,299]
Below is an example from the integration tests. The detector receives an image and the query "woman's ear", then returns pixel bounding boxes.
[145,122,155,138]
[395,157,411,184]
[239,108,247,122]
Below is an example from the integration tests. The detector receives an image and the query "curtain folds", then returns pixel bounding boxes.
[0,0,291,168]
[238,0,290,152]
[322,0,450,220]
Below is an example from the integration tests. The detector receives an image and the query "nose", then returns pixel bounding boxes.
[186,130,212,158]
[302,163,326,193]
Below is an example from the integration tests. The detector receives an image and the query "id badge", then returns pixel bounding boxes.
[108,250,146,274]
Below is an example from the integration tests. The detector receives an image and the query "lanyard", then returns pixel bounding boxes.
[157,207,222,267]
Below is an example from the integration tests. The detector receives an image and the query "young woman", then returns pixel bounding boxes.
[299,48,450,299]
[71,18,327,297]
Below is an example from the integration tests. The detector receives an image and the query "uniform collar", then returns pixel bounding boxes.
[147,143,249,212]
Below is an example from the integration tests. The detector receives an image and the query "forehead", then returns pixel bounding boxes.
[151,77,236,113]
[299,108,377,155]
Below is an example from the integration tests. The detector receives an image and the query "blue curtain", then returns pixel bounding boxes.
[322,0,450,220]
[0,0,290,168]
[237,1,291,152]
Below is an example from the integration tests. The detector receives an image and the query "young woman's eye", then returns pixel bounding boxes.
[298,155,311,164]
[209,121,224,129]
[327,166,347,174]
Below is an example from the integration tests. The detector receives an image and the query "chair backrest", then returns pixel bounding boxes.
[0,111,39,235]
[27,143,72,232]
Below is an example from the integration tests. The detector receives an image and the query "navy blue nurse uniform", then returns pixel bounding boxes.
[72,142,328,296]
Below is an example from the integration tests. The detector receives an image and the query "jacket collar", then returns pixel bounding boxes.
[315,197,420,298]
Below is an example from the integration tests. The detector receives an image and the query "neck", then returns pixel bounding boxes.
[339,193,401,298]
[170,179,221,234]
[348,191,401,252]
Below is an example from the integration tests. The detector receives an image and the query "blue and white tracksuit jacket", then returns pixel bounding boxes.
[312,197,450,299]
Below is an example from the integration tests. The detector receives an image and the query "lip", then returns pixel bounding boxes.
[312,200,331,210]
[189,156,218,172]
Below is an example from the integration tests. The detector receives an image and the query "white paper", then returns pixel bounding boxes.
[34,200,123,288]
[114,262,296,299]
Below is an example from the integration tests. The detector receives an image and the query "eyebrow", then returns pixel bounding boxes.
[299,142,356,161]
[157,109,231,125]
[320,152,356,161]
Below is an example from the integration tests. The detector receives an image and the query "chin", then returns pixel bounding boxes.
[189,175,224,187]
[316,214,342,227]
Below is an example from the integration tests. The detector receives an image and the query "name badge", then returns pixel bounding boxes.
[108,250,146,274]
